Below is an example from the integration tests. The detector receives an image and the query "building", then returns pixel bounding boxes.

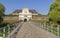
[11,8,39,21]
[4,8,48,23]
[12,8,38,15]
[19,8,32,21]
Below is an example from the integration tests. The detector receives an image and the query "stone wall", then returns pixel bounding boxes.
[3,16,48,22]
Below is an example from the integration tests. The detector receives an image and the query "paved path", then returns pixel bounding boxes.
[16,22,59,38]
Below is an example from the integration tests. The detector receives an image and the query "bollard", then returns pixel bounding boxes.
[13,24,16,29]
[8,25,10,35]
[46,24,48,31]
[57,26,59,36]
[3,27,5,38]
[51,24,53,33]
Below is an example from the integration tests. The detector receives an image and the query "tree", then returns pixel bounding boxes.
[0,3,5,24]
[48,0,60,24]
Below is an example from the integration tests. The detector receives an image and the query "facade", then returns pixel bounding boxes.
[10,8,48,21]
[4,8,48,23]
[11,8,39,21]
[19,8,32,21]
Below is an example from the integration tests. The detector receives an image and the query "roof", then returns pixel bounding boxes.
[12,9,38,14]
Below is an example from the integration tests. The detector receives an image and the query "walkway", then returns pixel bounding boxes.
[16,22,59,38]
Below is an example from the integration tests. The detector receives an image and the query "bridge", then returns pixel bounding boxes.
[0,21,60,38]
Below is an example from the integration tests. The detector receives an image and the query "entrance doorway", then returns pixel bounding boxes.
[24,19,27,22]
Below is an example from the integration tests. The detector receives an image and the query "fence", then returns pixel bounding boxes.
[0,22,22,38]
[6,22,23,38]
[31,22,60,36]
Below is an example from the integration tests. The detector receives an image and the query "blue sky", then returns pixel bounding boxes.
[0,0,54,15]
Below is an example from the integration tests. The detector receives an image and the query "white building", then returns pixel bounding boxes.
[11,8,39,21]
[4,8,48,22]
[19,8,32,21]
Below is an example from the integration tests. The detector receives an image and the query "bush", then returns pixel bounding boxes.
[0,3,5,24]
[0,23,7,28]
[48,0,60,24]
[57,21,60,25]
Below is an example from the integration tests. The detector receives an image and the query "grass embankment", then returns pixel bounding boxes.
[3,19,18,24]
[3,17,20,24]
[31,20,48,23]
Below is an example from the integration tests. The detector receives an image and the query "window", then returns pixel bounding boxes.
[24,15,27,17]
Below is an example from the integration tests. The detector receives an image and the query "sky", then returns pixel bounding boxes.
[0,0,54,15]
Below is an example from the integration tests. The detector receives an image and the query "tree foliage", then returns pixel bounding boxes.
[48,0,60,24]
[0,3,5,24]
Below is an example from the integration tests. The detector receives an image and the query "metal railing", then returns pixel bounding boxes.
[6,22,23,38]
[31,22,60,36]
[0,22,23,38]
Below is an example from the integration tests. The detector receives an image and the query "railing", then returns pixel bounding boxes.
[31,22,60,37]
[6,22,23,38]
[0,22,23,38]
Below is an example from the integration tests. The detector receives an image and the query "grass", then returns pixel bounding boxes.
[5,15,18,17]
[3,19,19,24]
[31,20,48,23]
